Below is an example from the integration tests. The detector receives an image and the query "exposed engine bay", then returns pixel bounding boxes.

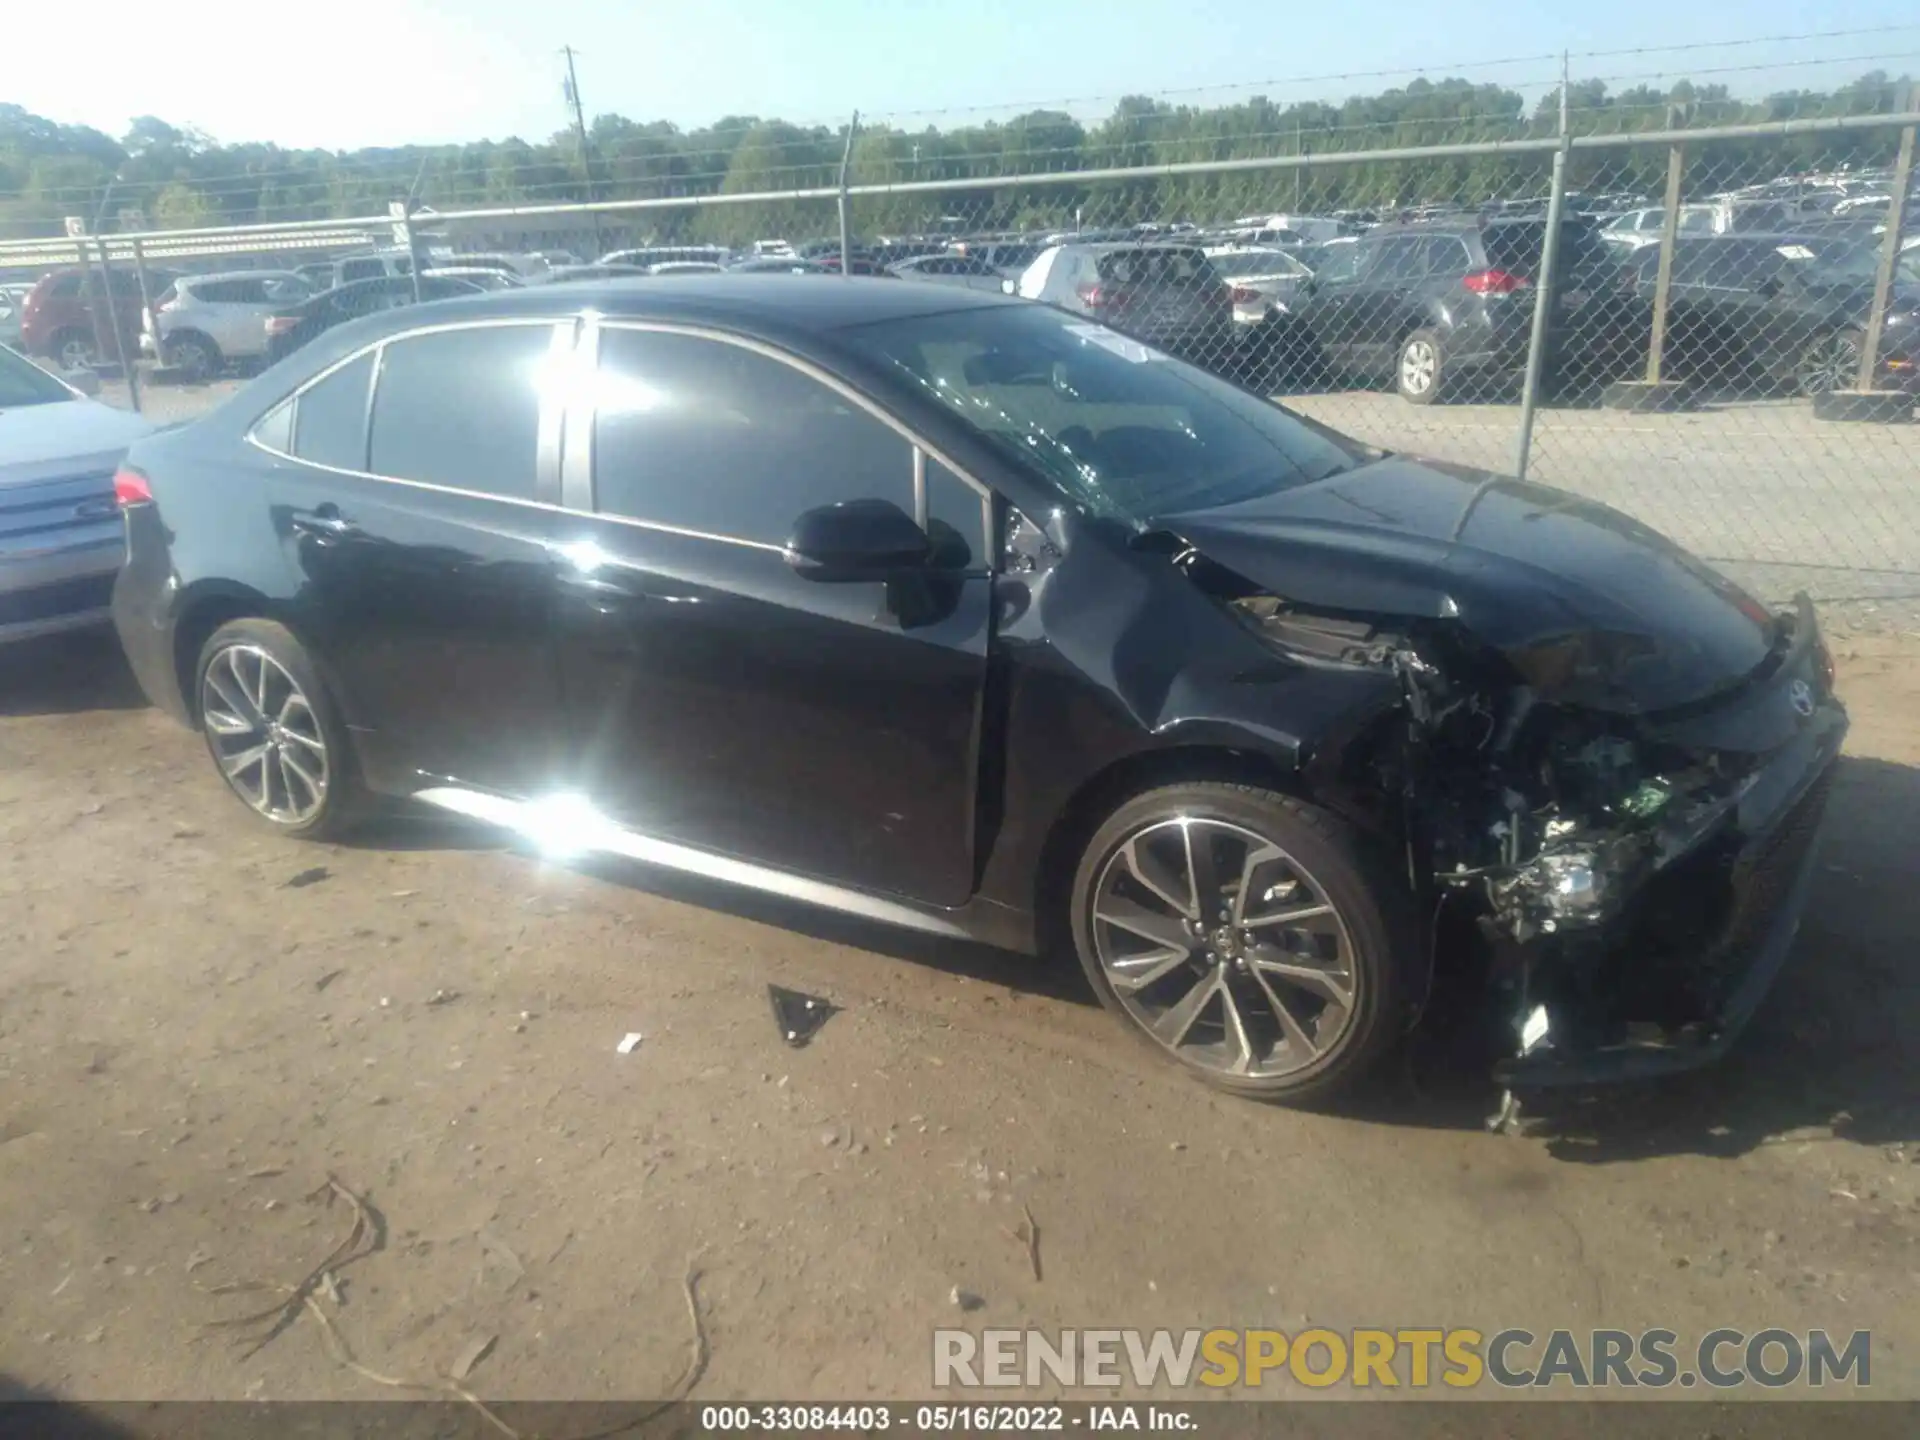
[1171,540,1845,1101]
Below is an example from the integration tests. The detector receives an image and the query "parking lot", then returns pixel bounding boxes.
[1,599,1916,1404]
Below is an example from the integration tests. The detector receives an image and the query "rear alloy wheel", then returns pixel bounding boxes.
[1070,784,1412,1102]
[53,329,97,371]
[165,333,220,383]
[1396,329,1446,404]
[196,619,363,840]
[1796,329,1863,397]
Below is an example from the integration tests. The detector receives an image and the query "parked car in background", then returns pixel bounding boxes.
[1204,246,1315,322]
[599,246,733,269]
[885,253,1009,291]
[296,253,413,291]
[263,275,486,363]
[18,265,179,372]
[1627,234,1920,396]
[433,252,551,282]
[1286,215,1633,402]
[1600,205,1716,249]
[815,252,893,277]
[726,256,832,274]
[2,342,153,644]
[647,261,727,276]
[141,270,312,381]
[540,264,654,284]
[1223,214,1346,247]
[1014,242,1244,375]
[109,277,1847,1105]
[0,287,21,349]
[421,267,525,290]
[950,239,1047,275]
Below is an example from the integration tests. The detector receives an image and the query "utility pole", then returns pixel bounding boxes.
[562,45,607,257]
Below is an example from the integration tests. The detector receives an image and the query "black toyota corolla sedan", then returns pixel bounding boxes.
[110,276,1846,1105]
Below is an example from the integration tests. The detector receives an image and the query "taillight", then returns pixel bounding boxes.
[113,466,153,507]
[1228,285,1261,304]
[1076,283,1108,307]
[1462,269,1530,295]
[265,315,298,336]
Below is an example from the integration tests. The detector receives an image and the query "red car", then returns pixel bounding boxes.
[18,265,176,371]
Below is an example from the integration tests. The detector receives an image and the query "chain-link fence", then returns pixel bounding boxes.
[4,98,1916,610]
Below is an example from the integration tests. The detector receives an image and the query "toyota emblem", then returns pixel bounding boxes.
[1788,679,1815,717]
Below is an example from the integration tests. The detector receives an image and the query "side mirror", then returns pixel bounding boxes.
[785,499,931,582]
[64,366,102,396]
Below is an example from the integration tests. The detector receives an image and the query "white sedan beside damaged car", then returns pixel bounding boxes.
[1,345,153,645]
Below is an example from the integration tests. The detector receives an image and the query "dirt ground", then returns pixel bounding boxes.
[0,622,1916,1406]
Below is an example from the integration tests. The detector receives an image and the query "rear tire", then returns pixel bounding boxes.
[52,328,97,371]
[164,332,221,383]
[1396,329,1447,404]
[1069,782,1416,1103]
[195,618,366,841]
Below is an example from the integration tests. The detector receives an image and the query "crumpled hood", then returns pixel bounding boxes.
[1155,455,1776,713]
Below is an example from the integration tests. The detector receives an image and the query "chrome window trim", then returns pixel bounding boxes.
[248,316,574,513]
[911,445,928,529]
[590,318,997,568]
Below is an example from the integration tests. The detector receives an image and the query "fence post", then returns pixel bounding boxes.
[1644,109,1689,386]
[837,110,860,277]
[1512,55,1571,481]
[130,237,158,365]
[1852,82,1916,395]
[78,238,140,413]
[97,239,141,413]
[393,200,425,303]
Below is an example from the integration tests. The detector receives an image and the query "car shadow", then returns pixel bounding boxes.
[0,631,149,717]
[1338,752,1920,1161]
[332,750,1910,1149]
[0,1375,143,1440]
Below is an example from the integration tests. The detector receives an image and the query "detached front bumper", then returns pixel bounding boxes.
[1494,597,1848,1088]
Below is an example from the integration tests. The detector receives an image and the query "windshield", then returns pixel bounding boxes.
[0,345,77,408]
[844,304,1375,523]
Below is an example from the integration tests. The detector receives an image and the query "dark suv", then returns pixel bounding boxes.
[1628,234,1920,396]
[1289,216,1632,402]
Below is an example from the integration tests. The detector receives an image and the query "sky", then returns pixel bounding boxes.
[10,0,1920,151]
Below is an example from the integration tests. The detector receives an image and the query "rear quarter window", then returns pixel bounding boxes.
[292,351,375,471]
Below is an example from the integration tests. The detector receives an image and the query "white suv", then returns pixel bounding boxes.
[144,271,312,380]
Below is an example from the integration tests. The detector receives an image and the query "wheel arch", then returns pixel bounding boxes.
[1029,742,1311,956]
[171,584,353,727]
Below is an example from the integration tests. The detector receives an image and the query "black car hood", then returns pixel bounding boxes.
[1155,455,1776,714]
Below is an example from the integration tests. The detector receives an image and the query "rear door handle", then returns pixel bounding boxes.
[289,506,358,539]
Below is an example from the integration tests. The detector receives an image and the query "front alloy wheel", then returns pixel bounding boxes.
[199,642,330,826]
[1071,784,1412,1102]
[1796,330,1862,397]
[1091,818,1356,1078]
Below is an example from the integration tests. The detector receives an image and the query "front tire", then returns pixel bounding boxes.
[1069,783,1414,1103]
[1396,329,1447,404]
[195,618,364,841]
[1796,328,1863,397]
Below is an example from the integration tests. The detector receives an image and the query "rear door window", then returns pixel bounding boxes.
[1421,237,1474,277]
[1094,249,1212,286]
[368,323,553,500]
[292,351,375,471]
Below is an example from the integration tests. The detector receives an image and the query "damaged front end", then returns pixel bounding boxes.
[1218,572,1847,1091]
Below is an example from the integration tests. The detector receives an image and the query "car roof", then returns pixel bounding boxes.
[180,269,302,286]
[293,274,1017,345]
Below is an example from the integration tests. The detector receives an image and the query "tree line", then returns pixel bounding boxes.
[1,69,1910,246]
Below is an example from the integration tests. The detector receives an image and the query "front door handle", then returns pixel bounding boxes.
[289,506,358,539]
